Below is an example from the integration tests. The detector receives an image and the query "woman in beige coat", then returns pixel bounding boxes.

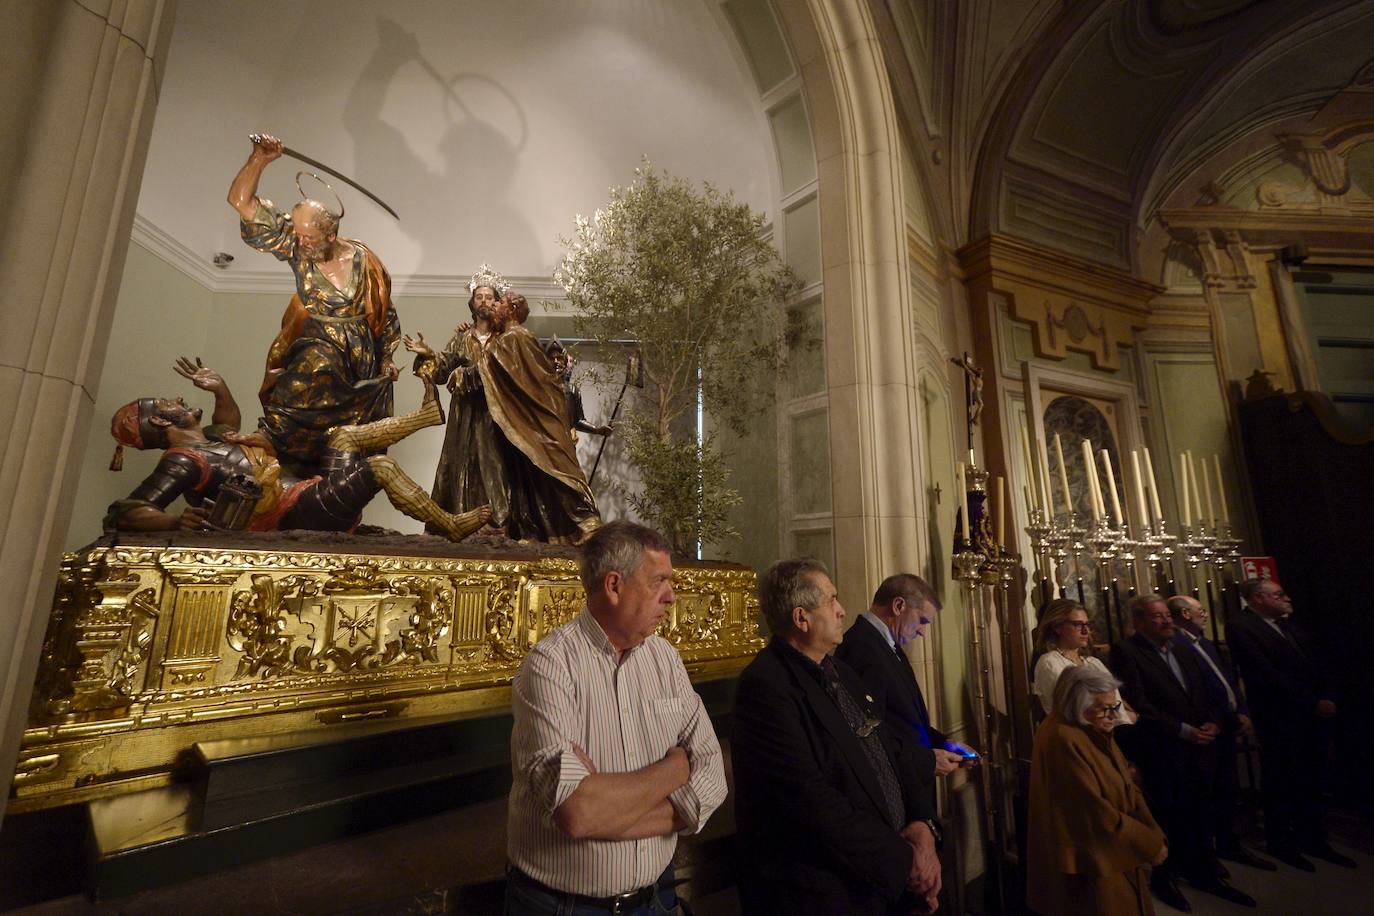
[1027,666,1167,915]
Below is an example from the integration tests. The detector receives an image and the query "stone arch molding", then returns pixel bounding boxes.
[769,0,936,592]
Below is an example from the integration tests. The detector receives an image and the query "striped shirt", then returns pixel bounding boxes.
[507,609,727,896]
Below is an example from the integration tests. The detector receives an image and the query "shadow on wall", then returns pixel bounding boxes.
[344,16,541,275]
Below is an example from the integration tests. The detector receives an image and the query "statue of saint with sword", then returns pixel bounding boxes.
[227,133,402,477]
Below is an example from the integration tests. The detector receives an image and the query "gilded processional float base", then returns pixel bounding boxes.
[11,531,764,813]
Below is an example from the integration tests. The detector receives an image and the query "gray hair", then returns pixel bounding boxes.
[1239,578,1270,602]
[758,558,829,635]
[578,521,670,594]
[1052,665,1122,726]
[1129,593,1168,620]
[872,573,938,610]
[1166,595,1194,621]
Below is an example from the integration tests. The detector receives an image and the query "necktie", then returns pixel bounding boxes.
[1189,639,1237,712]
[820,657,905,829]
[1158,644,1187,690]
[893,644,934,747]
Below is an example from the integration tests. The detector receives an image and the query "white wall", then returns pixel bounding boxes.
[138,0,774,281]
[65,0,772,549]
[66,245,214,548]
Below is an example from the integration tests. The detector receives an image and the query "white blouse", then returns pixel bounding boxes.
[1033,651,1112,716]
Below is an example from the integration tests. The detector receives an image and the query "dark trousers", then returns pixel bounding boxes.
[1140,748,1216,882]
[1211,732,1242,849]
[1256,716,1327,852]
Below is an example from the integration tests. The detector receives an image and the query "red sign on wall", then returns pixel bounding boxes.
[1241,557,1281,585]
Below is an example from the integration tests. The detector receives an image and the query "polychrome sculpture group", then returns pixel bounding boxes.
[105,134,603,545]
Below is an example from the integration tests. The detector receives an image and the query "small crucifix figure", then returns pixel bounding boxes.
[950,351,984,451]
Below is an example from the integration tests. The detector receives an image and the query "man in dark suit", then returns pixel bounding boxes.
[1168,595,1275,872]
[1227,578,1355,870]
[835,574,977,793]
[1110,595,1255,911]
[732,558,943,915]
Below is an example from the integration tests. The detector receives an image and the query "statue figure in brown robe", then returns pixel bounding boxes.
[404,271,600,544]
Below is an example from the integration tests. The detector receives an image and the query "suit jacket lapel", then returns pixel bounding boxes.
[859,618,928,723]
[1132,633,1189,698]
[783,648,894,820]
[1245,610,1299,661]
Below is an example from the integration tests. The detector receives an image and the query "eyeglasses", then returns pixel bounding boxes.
[1064,621,1091,632]
[1088,701,1123,718]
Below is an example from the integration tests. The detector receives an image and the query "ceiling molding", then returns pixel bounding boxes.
[131,213,567,300]
[130,213,223,291]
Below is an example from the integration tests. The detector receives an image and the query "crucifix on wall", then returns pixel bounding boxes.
[950,351,984,451]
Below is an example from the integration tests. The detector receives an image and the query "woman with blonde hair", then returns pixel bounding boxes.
[1032,599,1114,716]
[1027,666,1166,915]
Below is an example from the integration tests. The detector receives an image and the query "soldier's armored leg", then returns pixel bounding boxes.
[367,455,491,541]
[329,377,444,454]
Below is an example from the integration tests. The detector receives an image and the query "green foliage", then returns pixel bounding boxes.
[556,163,800,554]
[616,417,743,553]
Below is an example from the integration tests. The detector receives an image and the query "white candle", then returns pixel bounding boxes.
[1036,435,1055,521]
[1178,452,1191,527]
[1053,434,1073,518]
[1130,450,1149,530]
[1199,453,1216,530]
[1080,438,1102,521]
[1023,484,1033,519]
[968,448,976,469]
[1143,447,1163,523]
[1020,427,1042,512]
[1100,448,1124,527]
[1213,455,1230,525]
[995,475,1005,547]
[1186,451,1204,531]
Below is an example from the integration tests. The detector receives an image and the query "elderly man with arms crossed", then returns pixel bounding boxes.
[733,558,943,915]
[505,521,726,915]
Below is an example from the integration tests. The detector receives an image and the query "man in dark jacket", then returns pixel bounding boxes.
[1110,595,1255,911]
[1168,595,1275,872]
[1227,578,1355,870]
[733,558,943,915]
[835,574,976,793]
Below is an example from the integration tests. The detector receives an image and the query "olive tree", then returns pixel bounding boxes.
[555,164,800,554]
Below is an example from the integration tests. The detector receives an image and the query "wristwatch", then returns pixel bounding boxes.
[920,818,944,850]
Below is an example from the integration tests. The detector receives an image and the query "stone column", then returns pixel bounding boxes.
[779,0,926,596]
[0,0,176,822]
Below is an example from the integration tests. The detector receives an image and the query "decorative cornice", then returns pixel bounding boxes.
[130,213,568,302]
[130,213,222,290]
[959,233,1162,371]
[1160,206,1374,248]
[958,233,1161,311]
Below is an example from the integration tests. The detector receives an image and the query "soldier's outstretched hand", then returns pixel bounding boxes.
[173,356,227,394]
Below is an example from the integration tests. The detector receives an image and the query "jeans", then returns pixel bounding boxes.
[503,865,679,916]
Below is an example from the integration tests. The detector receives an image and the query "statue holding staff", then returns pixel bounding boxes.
[227,133,401,477]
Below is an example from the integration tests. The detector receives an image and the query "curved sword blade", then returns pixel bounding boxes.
[281,144,400,221]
